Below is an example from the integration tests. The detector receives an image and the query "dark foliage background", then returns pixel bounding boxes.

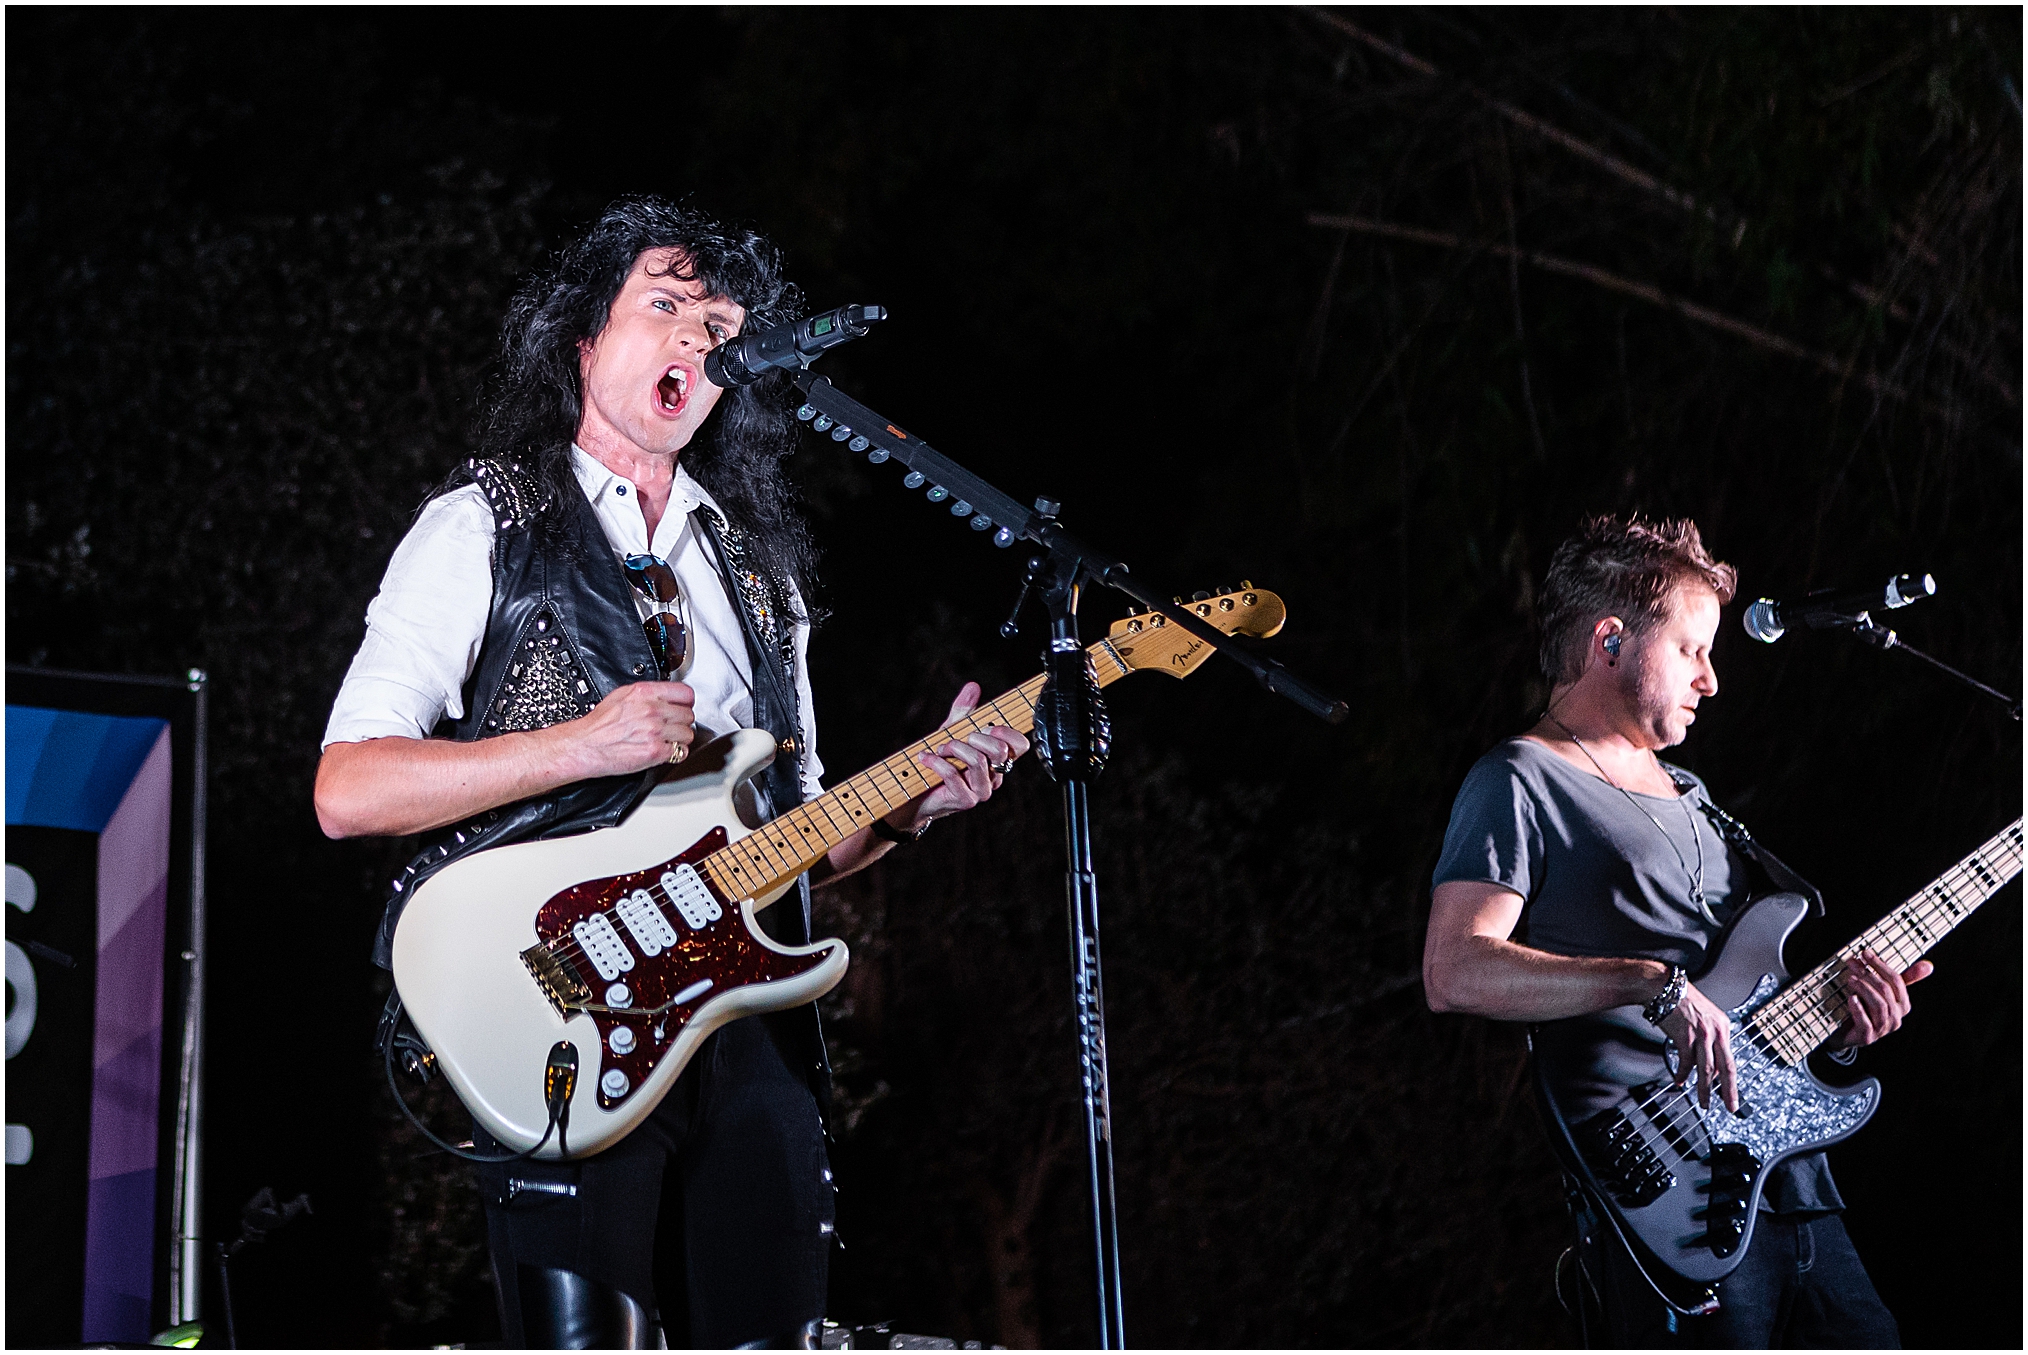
[7,8,2019,1348]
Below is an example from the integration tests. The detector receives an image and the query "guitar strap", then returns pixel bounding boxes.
[691,505,835,1121]
[1682,784,1826,918]
[691,506,815,945]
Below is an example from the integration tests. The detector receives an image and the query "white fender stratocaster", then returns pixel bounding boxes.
[391,586,1287,1157]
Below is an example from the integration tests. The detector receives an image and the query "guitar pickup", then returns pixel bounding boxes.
[1577,1108,1676,1207]
[521,943,593,1016]
[1701,1142,1760,1258]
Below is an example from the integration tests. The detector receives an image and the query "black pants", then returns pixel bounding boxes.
[474,1015,833,1348]
[1585,1203,1901,1348]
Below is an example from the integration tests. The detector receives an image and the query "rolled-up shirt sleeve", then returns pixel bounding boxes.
[322,486,495,747]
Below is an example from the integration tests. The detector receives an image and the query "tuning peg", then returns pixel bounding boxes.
[1191,590,1211,602]
[903,471,926,489]
[1240,579,1253,590]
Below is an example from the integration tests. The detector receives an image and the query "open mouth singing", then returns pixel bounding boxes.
[657,364,690,413]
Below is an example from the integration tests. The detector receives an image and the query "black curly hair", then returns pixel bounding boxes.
[471,195,817,601]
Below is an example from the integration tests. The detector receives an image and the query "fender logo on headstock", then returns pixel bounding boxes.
[1108,584,1286,680]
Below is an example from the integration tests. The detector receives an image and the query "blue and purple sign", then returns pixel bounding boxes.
[7,705,175,1345]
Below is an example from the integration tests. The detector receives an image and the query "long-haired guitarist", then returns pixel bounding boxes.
[1423,515,1924,1347]
[314,198,1028,1349]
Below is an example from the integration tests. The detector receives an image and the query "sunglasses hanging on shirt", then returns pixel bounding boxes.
[622,553,689,678]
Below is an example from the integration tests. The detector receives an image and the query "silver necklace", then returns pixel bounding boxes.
[1543,713,1713,922]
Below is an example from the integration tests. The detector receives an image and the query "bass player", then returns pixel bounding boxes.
[1422,514,1923,1347]
[315,198,1028,1349]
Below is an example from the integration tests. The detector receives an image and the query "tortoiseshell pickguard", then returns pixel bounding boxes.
[528,826,828,1111]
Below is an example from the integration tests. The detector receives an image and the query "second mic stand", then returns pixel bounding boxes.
[1840,612,2020,721]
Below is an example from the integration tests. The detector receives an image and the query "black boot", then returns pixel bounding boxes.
[516,1264,659,1349]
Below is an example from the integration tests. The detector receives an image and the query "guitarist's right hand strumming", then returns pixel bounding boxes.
[564,680,700,776]
[1656,980,1740,1113]
[315,679,702,840]
[1659,947,1930,1114]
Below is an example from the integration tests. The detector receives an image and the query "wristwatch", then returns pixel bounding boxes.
[1642,964,1688,1027]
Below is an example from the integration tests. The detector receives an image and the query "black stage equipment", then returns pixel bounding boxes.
[213,1186,312,1349]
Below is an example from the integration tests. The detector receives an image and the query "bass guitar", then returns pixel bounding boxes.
[1535,818,2022,1312]
[392,586,1286,1158]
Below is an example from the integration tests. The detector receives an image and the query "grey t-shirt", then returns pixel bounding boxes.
[1433,737,1841,1215]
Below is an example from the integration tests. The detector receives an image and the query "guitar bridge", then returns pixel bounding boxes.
[521,942,593,1016]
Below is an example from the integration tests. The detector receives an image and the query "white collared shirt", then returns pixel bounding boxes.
[322,448,823,798]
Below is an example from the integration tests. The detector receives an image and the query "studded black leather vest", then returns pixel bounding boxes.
[371,454,814,967]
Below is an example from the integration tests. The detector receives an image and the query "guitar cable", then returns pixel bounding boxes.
[380,996,575,1165]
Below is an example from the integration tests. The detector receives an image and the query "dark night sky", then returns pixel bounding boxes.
[7,7,2022,1348]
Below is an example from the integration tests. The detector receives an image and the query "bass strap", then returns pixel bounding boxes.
[1686,785,1826,919]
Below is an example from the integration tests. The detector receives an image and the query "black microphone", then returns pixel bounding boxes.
[1742,573,1935,643]
[702,303,886,387]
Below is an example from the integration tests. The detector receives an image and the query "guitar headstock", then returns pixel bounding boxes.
[1103,584,1287,680]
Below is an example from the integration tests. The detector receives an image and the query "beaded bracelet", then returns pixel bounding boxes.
[1642,964,1689,1027]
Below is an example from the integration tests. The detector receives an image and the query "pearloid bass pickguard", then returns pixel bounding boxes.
[1697,973,1879,1164]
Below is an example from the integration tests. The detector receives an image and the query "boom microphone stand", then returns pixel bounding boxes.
[1745,574,2020,722]
[784,368,1347,1348]
[1846,615,2021,721]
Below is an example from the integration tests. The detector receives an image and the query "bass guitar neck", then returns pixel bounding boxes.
[1746,819,2024,1064]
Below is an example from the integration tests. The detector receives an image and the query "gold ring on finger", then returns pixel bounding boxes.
[669,739,688,765]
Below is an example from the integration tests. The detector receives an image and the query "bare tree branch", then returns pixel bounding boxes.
[1304,7,1747,242]
[1305,212,1918,404]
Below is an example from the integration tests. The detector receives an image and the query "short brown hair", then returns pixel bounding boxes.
[1538,515,1737,685]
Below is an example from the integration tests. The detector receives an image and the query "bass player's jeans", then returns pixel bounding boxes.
[472,1014,834,1348]
[1585,1202,1901,1348]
